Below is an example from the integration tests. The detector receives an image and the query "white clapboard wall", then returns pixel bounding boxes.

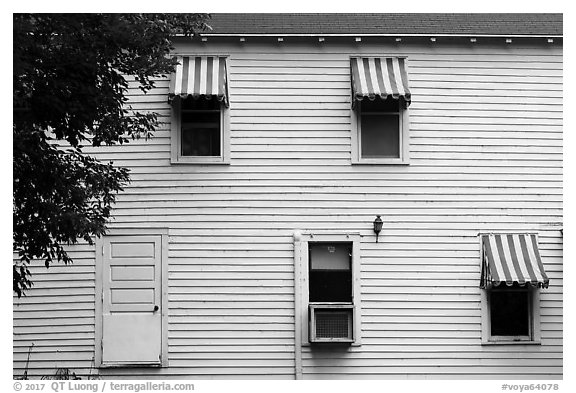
[13,40,563,379]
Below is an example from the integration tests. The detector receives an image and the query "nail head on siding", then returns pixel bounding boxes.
[355,37,362,42]
[395,37,402,42]
[470,38,477,43]
[506,38,513,44]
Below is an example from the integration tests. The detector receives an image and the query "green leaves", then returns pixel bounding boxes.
[13,13,210,296]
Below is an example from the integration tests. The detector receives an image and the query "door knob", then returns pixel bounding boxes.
[153,305,159,312]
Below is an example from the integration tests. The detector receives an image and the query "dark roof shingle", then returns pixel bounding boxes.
[204,13,563,36]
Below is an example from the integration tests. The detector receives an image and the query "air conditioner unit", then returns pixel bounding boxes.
[309,304,354,343]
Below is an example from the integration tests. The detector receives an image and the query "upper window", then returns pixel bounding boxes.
[479,233,549,344]
[169,56,230,164]
[350,57,411,165]
[180,98,222,157]
[357,96,403,159]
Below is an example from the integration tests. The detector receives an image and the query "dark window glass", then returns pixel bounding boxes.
[359,96,401,159]
[182,97,221,111]
[182,111,219,124]
[361,114,400,158]
[490,290,530,337]
[309,243,352,303]
[360,96,399,112]
[180,97,221,157]
[181,125,220,156]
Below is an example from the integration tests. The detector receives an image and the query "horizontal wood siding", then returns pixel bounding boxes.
[14,40,562,379]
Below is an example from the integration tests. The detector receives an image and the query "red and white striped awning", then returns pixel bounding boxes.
[169,56,229,107]
[481,233,549,289]
[350,57,411,106]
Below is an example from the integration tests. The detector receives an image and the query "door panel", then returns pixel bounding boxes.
[111,266,155,281]
[102,314,161,364]
[101,235,162,366]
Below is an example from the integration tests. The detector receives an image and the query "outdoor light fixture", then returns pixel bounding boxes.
[373,215,383,243]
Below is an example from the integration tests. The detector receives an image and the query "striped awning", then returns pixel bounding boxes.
[169,56,229,107]
[350,57,411,106]
[481,233,549,289]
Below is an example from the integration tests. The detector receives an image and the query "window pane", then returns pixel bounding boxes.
[309,242,352,303]
[361,114,400,158]
[490,290,530,336]
[181,124,221,156]
[309,243,351,270]
[180,97,222,157]
[309,271,352,302]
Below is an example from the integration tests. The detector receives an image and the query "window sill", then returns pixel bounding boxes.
[302,341,362,347]
[171,158,230,165]
[99,362,163,368]
[352,159,410,166]
[481,340,541,346]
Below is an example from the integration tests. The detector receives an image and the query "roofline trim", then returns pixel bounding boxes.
[198,33,562,38]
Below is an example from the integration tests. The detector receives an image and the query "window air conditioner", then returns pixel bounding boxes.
[309,304,354,343]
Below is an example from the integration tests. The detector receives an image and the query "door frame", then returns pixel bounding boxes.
[95,228,169,367]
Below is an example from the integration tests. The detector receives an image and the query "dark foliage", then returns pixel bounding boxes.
[13,13,210,296]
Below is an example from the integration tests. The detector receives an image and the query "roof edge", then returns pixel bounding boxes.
[199,33,562,38]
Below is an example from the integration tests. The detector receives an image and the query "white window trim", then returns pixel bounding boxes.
[94,228,170,367]
[170,97,230,164]
[294,232,362,346]
[351,101,410,165]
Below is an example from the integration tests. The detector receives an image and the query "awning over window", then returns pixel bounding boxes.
[350,57,411,106]
[169,56,229,107]
[481,233,549,289]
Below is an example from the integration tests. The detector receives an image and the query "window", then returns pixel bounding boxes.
[490,288,531,337]
[358,96,407,159]
[294,233,361,345]
[171,96,230,164]
[350,57,411,165]
[479,233,548,344]
[352,96,409,164]
[309,242,352,303]
[481,286,541,344]
[181,98,221,157]
[169,55,230,164]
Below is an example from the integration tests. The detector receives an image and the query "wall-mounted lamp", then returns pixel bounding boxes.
[373,215,383,243]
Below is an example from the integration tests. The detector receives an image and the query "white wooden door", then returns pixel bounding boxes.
[101,235,162,366]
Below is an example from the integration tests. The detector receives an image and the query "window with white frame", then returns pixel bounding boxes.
[350,57,411,165]
[354,96,409,162]
[482,285,540,343]
[169,55,230,164]
[294,233,361,345]
[479,233,549,344]
[171,97,229,163]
